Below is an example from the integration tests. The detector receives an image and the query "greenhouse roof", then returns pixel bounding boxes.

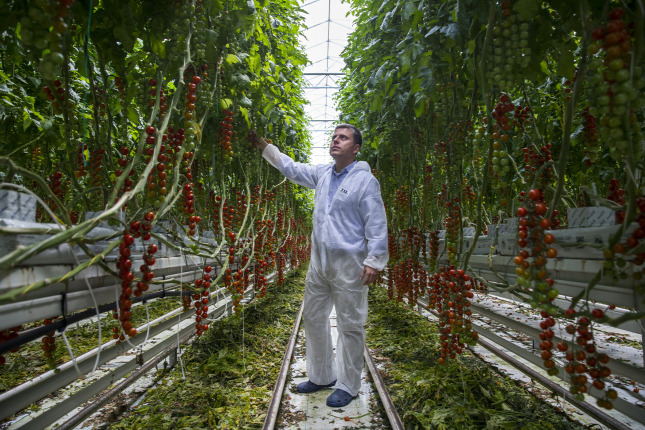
[300,0,354,165]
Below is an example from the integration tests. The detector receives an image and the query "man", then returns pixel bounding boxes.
[251,124,388,407]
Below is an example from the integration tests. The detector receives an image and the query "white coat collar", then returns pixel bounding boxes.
[329,160,369,173]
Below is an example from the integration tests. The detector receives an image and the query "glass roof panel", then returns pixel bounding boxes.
[299,0,354,165]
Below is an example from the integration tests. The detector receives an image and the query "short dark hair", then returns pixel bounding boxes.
[335,124,362,147]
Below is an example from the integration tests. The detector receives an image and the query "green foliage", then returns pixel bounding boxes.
[0,0,311,221]
[110,269,306,429]
[337,0,644,269]
[367,287,588,430]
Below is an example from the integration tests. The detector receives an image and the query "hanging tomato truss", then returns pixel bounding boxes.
[337,0,644,420]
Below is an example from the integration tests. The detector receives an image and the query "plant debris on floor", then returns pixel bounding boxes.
[365,286,590,430]
[108,269,306,429]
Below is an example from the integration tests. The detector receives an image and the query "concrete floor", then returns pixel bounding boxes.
[276,309,391,429]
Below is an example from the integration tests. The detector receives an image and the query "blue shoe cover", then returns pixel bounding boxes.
[297,379,336,393]
[326,388,356,407]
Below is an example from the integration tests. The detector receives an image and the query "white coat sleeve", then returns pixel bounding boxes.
[359,178,389,271]
[262,143,319,189]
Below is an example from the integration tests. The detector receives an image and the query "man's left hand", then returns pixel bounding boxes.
[360,265,378,285]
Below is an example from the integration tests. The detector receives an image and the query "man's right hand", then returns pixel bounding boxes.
[248,130,268,150]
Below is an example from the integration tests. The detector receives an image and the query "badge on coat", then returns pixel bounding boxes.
[339,187,349,195]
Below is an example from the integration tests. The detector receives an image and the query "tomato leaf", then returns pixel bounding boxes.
[113,26,135,53]
[248,51,261,75]
[557,44,575,80]
[225,54,240,66]
[238,106,250,127]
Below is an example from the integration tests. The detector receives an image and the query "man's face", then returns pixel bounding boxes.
[329,127,359,160]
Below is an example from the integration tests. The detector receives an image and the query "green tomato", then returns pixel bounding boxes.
[609,128,624,140]
[609,58,624,71]
[615,69,630,82]
[614,92,629,105]
[597,95,610,105]
[537,282,549,292]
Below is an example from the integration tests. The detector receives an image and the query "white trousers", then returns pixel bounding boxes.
[303,268,369,396]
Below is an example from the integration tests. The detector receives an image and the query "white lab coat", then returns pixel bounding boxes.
[263,144,388,395]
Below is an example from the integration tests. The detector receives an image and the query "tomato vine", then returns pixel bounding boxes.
[337,0,645,409]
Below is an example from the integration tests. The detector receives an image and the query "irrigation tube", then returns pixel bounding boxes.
[0,289,188,355]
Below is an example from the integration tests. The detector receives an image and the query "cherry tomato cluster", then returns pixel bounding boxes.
[581,108,600,165]
[277,249,287,286]
[234,190,247,230]
[94,85,107,118]
[488,0,530,90]
[42,170,65,218]
[19,0,75,80]
[192,265,211,336]
[88,148,105,188]
[74,144,88,178]
[483,96,532,199]
[535,310,558,377]
[253,259,268,299]
[231,267,248,314]
[215,196,236,243]
[424,165,433,189]
[391,259,416,303]
[115,225,157,341]
[216,195,231,234]
[606,178,626,224]
[147,79,167,115]
[393,186,410,229]
[182,182,195,226]
[444,197,461,265]
[561,77,574,102]
[183,75,200,121]
[427,230,440,273]
[589,7,643,160]
[490,93,515,132]
[462,180,475,205]
[43,79,69,115]
[219,109,235,162]
[386,266,395,300]
[514,189,558,313]
[144,125,170,209]
[29,146,44,172]
[628,197,645,271]
[562,309,614,408]
[276,209,285,238]
[521,144,553,191]
[187,215,201,237]
[387,227,424,303]
[603,196,645,285]
[167,126,186,156]
[0,325,21,366]
[114,76,126,102]
[430,266,477,364]
[41,317,59,369]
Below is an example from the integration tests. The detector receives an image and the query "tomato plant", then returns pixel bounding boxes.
[337,0,644,408]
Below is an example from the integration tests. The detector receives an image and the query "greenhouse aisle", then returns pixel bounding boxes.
[276,309,390,429]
